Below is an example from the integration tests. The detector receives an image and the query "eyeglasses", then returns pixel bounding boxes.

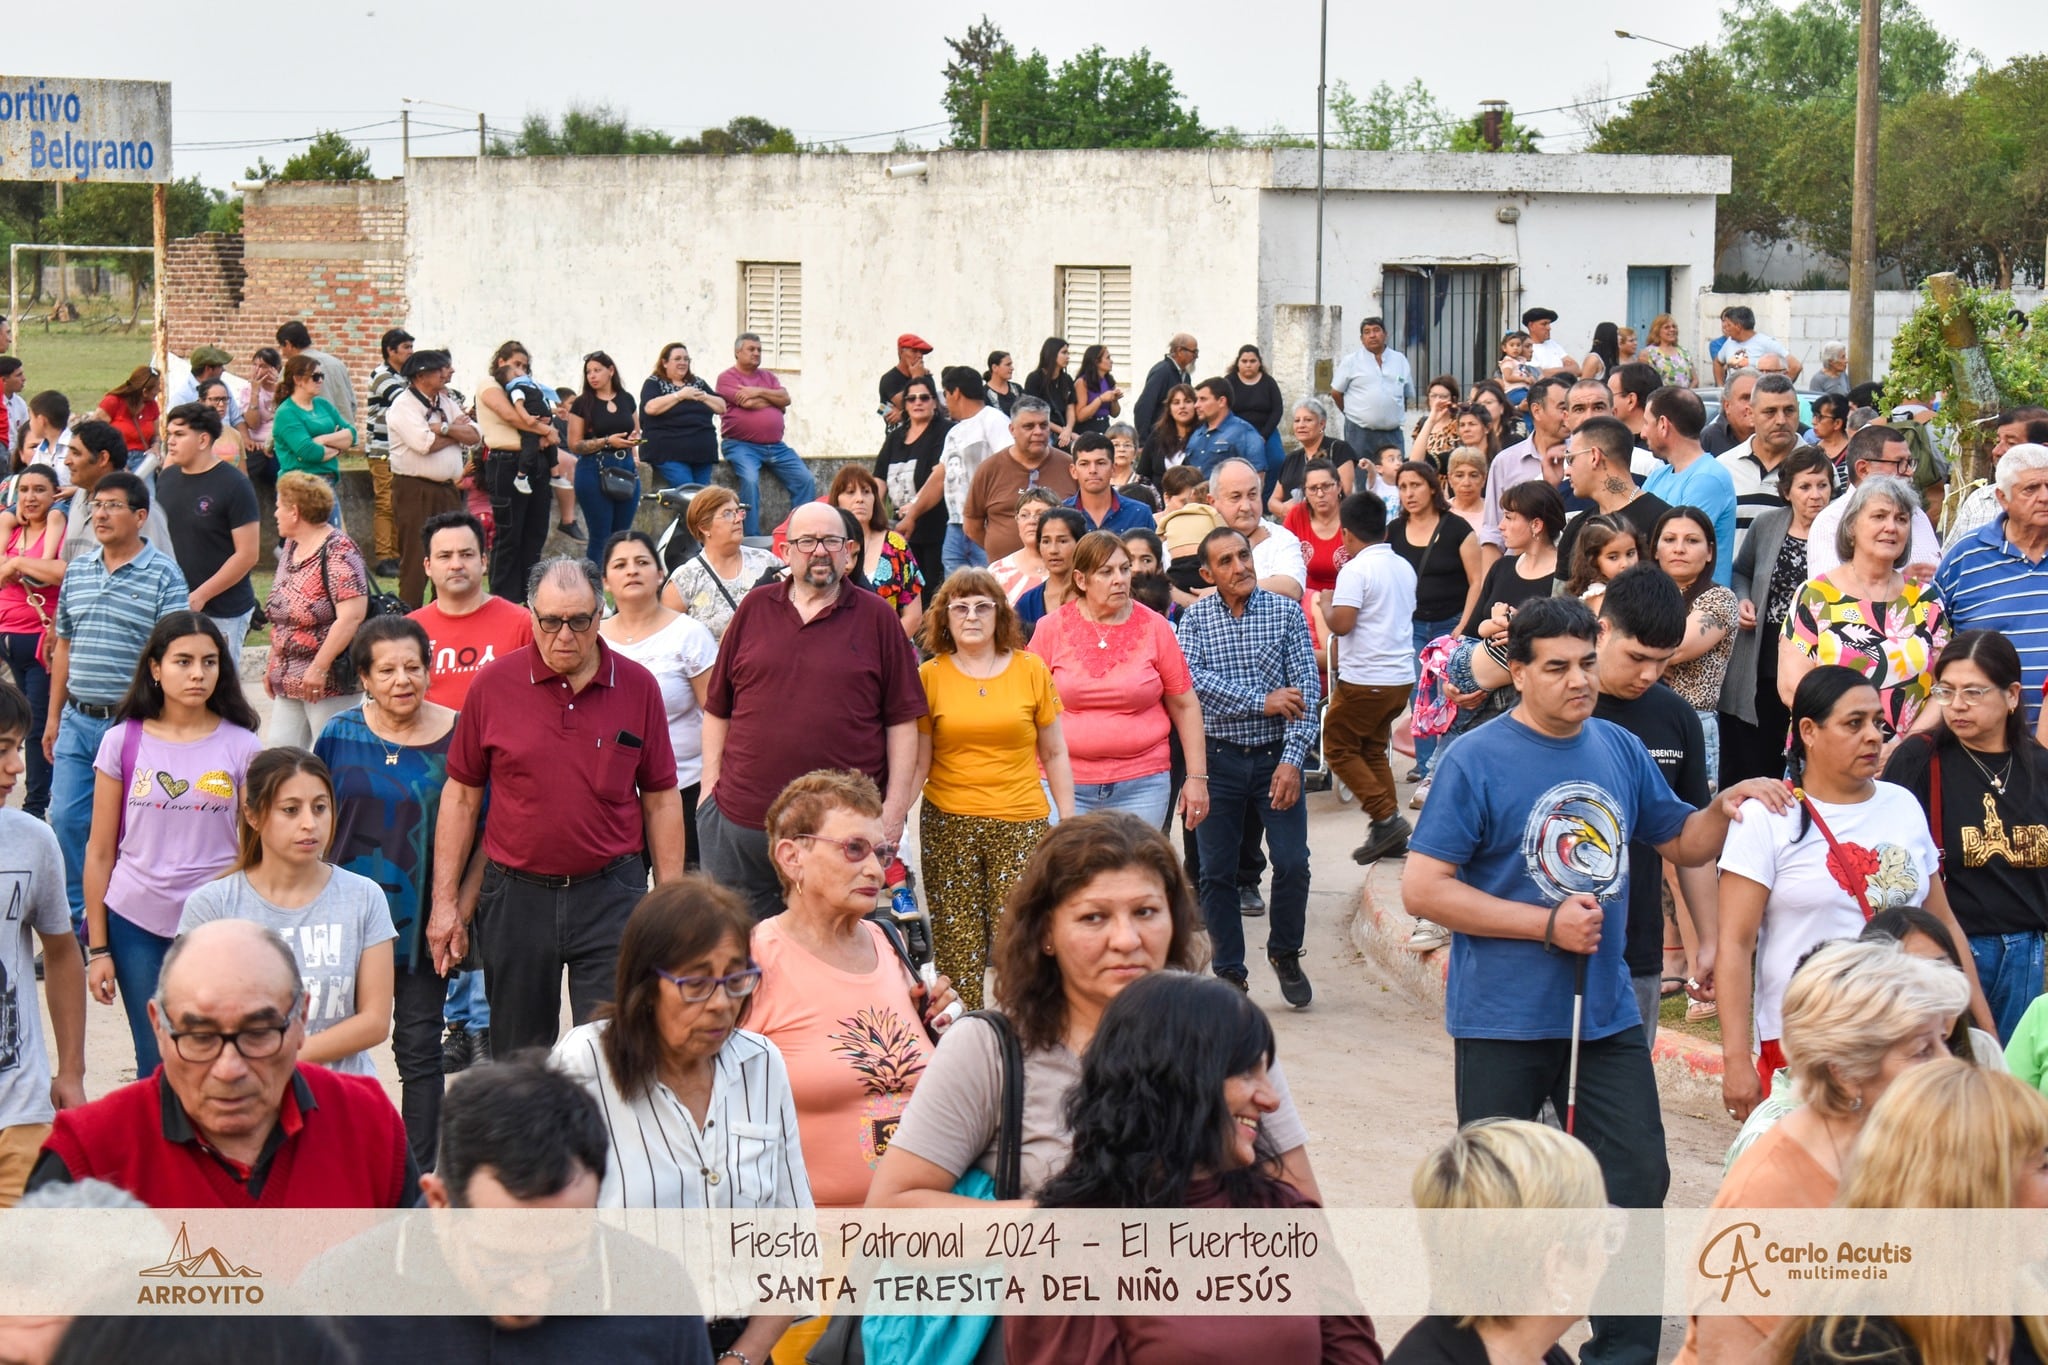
[1930,684,2003,706]
[165,1003,300,1063]
[947,599,997,617]
[203,396,230,407]
[713,505,749,522]
[532,612,598,635]
[793,832,898,866]
[87,499,140,515]
[905,393,936,404]
[653,965,763,1004]
[790,535,849,554]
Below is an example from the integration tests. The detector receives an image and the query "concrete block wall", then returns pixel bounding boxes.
[1699,287,2043,384]
[165,182,408,419]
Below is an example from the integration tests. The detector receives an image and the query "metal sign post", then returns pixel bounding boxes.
[0,74,173,435]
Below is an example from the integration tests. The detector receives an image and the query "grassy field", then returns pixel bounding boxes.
[6,314,153,419]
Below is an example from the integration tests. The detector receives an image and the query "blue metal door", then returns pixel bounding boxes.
[1626,267,1671,341]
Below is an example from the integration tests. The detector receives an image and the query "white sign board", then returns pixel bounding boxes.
[0,75,171,183]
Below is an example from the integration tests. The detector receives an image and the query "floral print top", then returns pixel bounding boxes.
[265,531,368,701]
[1645,345,1696,388]
[1782,574,1950,736]
[866,530,925,617]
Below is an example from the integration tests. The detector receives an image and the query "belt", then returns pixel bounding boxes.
[488,853,640,890]
[68,700,118,720]
[1208,735,1283,752]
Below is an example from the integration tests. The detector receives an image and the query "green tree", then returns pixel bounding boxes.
[941,17,1207,149]
[488,104,798,156]
[248,129,373,182]
[1718,0,1959,104]
[1448,107,1541,153]
[1327,79,1453,151]
[40,177,220,320]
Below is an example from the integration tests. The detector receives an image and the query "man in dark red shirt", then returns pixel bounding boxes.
[701,501,927,918]
[27,919,416,1207]
[427,557,684,1052]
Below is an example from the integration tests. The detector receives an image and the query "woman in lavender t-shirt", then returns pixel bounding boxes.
[85,612,264,1075]
[179,747,396,1076]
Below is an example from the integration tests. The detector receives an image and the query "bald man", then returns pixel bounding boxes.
[1135,332,1198,437]
[29,920,416,1207]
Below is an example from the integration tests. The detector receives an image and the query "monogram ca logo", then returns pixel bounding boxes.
[136,1221,266,1305]
[1697,1222,1769,1303]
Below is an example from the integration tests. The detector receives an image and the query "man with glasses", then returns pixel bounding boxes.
[167,345,244,427]
[962,398,1076,559]
[26,919,417,1206]
[1135,332,1198,438]
[699,501,927,918]
[1805,425,1941,580]
[427,557,684,1054]
[156,401,261,669]
[45,469,187,930]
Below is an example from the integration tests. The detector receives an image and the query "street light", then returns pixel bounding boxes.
[1613,30,1689,51]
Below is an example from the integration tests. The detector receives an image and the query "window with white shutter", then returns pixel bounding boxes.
[1058,266,1133,365]
[741,262,802,370]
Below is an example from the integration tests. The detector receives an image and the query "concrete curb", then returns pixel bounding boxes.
[1350,856,1726,1086]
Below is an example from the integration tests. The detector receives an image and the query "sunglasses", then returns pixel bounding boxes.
[793,833,898,866]
[533,612,597,634]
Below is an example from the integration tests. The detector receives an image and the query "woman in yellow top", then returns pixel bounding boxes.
[912,568,1074,1010]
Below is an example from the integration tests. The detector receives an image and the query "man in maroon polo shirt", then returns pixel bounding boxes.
[700,501,927,918]
[426,557,685,1052]
[27,920,416,1207]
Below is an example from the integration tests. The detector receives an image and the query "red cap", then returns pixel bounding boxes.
[897,333,933,353]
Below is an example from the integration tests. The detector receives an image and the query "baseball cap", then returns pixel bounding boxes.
[189,345,232,367]
[897,333,934,353]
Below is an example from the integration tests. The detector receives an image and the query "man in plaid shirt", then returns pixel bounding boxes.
[1176,526,1322,1006]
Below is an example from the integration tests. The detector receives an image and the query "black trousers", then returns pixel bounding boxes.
[1719,678,1792,787]
[391,964,448,1172]
[485,450,554,603]
[473,856,646,1054]
[1454,1027,1668,1365]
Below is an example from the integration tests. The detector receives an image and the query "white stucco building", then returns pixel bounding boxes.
[401,147,1729,456]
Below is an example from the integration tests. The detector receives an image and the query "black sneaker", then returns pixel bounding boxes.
[471,1028,492,1066]
[1270,952,1314,1008]
[1352,814,1414,865]
[1238,883,1266,918]
[557,520,588,543]
[374,558,401,579]
[1216,968,1250,994]
[442,1024,473,1074]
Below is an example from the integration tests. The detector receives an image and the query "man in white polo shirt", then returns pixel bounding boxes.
[1322,490,1418,866]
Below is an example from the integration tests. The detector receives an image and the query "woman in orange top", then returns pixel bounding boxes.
[747,769,959,1210]
[97,364,162,460]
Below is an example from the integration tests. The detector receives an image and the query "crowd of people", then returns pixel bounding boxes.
[3,299,2048,1365]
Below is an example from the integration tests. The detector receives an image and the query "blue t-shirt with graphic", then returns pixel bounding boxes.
[1409,714,1694,1041]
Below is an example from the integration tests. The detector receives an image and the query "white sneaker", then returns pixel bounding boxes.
[1409,777,1431,810]
[1406,918,1451,952]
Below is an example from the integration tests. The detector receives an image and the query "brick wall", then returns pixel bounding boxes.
[166,180,408,416]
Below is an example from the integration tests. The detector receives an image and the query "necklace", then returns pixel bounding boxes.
[955,651,1006,696]
[1961,743,2015,794]
[1079,605,1122,649]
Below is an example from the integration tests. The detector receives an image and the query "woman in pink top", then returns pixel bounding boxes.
[748,769,959,1209]
[0,465,67,818]
[1029,531,1207,831]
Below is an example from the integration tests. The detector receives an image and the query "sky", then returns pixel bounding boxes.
[10,0,2043,191]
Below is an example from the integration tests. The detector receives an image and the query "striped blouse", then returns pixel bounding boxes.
[552,1020,814,1210]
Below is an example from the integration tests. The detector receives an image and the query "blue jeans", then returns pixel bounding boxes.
[720,439,816,536]
[573,457,641,565]
[1409,614,1461,778]
[108,910,173,1076]
[943,524,989,576]
[445,970,491,1029]
[650,458,716,490]
[1072,771,1172,828]
[1,632,52,818]
[208,608,254,675]
[1196,737,1310,976]
[1970,932,2046,1043]
[1345,421,1406,458]
[50,704,116,928]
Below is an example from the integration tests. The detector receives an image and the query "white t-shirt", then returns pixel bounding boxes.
[1530,338,1573,372]
[606,613,719,788]
[1723,332,1791,368]
[1250,521,1308,593]
[0,811,70,1132]
[1718,781,1939,1041]
[940,405,1016,523]
[1333,543,1418,686]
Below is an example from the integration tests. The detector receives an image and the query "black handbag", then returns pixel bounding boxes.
[315,538,411,694]
[597,454,638,503]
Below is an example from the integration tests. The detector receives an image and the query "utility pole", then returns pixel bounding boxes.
[980,99,990,150]
[478,113,487,156]
[1314,0,1327,306]
[401,107,410,162]
[1848,0,1881,385]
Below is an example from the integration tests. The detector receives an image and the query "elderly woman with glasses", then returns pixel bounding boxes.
[271,354,357,483]
[913,569,1072,1010]
[749,769,958,1210]
[263,472,368,748]
[660,485,782,640]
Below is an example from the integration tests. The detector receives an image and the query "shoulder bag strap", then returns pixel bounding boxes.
[1412,512,1449,582]
[693,551,740,613]
[115,719,142,848]
[1928,745,1945,878]
[1795,787,1877,920]
[960,1010,1025,1201]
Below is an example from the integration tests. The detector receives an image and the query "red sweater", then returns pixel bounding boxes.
[41,1067,411,1208]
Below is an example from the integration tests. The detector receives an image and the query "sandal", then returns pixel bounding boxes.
[1660,976,1688,998]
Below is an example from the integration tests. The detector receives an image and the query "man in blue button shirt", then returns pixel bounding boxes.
[1063,434,1156,535]
[1183,378,1268,478]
